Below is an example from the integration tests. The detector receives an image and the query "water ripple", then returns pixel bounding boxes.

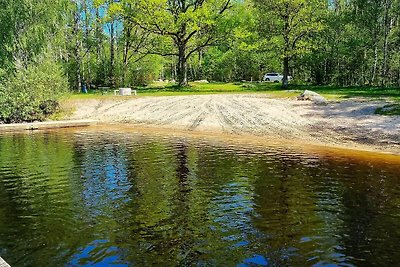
[0,131,400,266]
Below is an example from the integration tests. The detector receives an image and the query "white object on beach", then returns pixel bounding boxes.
[298,90,327,105]
[114,88,137,96]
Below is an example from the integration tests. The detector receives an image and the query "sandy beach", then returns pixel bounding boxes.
[66,94,400,154]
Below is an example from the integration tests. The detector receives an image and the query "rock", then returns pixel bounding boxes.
[0,257,11,267]
[193,80,209,83]
[297,90,327,105]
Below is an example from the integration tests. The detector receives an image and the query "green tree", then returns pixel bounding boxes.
[303,0,400,86]
[123,0,233,86]
[0,0,69,73]
[254,0,326,88]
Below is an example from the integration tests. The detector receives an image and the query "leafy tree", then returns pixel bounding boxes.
[254,0,326,88]
[0,0,69,72]
[122,0,233,86]
[301,0,400,86]
[0,0,70,122]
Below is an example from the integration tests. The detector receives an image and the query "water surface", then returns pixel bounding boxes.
[0,130,400,266]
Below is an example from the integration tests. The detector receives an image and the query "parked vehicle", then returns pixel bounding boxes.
[263,73,292,82]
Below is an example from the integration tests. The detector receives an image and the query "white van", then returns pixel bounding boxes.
[263,73,292,82]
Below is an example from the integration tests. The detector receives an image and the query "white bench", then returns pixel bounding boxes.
[114,88,137,96]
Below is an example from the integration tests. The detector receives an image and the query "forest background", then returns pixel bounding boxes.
[0,0,399,122]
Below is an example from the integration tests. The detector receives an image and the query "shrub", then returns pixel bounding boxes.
[0,59,67,123]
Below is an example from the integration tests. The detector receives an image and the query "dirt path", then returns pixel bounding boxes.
[66,94,400,154]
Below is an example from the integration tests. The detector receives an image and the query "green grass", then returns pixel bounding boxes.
[137,81,280,94]
[66,82,400,102]
[291,85,400,101]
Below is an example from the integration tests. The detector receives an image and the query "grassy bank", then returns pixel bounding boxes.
[67,82,400,102]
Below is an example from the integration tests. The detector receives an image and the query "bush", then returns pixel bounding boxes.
[0,59,67,123]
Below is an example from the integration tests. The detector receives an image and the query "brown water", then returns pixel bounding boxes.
[0,130,400,266]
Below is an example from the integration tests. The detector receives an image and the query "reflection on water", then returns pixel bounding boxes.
[0,130,400,266]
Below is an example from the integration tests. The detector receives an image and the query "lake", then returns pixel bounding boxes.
[1,129,400,266]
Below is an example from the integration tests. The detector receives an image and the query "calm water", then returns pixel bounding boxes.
[0,130,400,266]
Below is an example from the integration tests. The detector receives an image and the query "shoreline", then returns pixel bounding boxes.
[46,123,400,163]
[98,123,400,158]
[0,120,97,132]
[64,94,400,155]
[2,94,399,157]
[1,120,400,161]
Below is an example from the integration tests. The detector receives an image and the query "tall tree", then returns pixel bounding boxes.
[0,0,68,73]
[254,0,326,88]
[123,0,233,86]
[71,0,83,91]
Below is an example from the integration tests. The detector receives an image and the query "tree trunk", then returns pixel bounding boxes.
[96,8,102,63]
[372,44,378,85]
[110,21,115,88]
[381,0,392,86]
[282,56,289,88]
[177,44,188,87]
[83,0,91,89]
[123,25,131,86]
[73,6,81,92]
[282,4,289,89]
[334,0,341,13]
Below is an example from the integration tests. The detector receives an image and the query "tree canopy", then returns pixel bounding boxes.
[0,0,399,91]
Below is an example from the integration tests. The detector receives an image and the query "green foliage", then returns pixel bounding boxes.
[0,59,68,123]
[1,0,400,104]
[122,0,235,85]
[123,55,164,86]
[0,0,68,73]
[301,0,400,86]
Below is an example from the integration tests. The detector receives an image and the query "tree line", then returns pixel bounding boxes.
[1,0,399,94]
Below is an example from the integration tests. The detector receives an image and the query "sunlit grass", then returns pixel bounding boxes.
[66,82,400,102]
[292,85,400,101]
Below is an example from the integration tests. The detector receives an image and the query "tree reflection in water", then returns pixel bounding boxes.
[0,131,399,266]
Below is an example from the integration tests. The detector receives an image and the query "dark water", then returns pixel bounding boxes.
[0,130,400,266]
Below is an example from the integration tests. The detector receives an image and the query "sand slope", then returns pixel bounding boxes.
[67,94,400,153]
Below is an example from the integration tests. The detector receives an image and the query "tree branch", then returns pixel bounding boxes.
[185,36,214,60]
[128,53,149,64]
[143,50,179,57]
[291,31,308,49]
[219,0,232,14]
[184,30,198,43]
